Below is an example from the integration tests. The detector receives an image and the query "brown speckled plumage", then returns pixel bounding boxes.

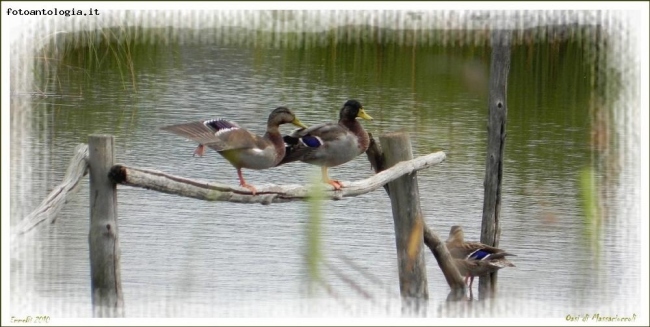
[161,106,307,194]
[445,225,516,295]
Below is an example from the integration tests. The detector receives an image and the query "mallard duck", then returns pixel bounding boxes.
[446,225,516,289]
[161,107,307,195]
[278,100,373,190]
[446,225,516,260]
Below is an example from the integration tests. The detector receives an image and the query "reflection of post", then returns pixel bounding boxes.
[88,135,124,317]
[479,29,512,300]
[380,132,429,315]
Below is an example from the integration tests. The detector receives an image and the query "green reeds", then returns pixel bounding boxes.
[305,170,324,295]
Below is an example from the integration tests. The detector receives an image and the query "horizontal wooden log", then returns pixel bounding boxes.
[108,151,446,205]
[14,144,89,236]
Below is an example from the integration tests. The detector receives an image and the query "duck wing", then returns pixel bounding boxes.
[280,121,359,165]
[161,119,265,152]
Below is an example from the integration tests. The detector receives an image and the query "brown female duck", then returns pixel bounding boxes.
[161,107,307,195]
[446,225,516,289]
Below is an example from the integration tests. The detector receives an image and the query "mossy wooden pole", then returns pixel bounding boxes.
[88,135,124,317]
[479,29,511,300]
[380,132,428,314]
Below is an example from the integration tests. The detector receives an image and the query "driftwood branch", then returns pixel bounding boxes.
[14,144,89,236]
[422,224,467,300]
[108,151,446,205]
[365,133,466,299]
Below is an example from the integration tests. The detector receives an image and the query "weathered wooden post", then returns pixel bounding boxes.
[366,134,465,301]
[479,29,512,300]
[380,132,429,314]
[88,135,124,317]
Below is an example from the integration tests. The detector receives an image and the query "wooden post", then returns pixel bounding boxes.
[380,132,428,314]
[88,135,124,317]
[479,29,511,300]
[367,134,464,301]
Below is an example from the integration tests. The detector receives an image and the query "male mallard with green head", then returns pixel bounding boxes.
[279,100,373,190]
[161,107,307,195]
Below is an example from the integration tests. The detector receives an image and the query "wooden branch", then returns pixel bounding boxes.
[422,224,467,300]
[365,133,389,195]
[108,151,446,205]
[14,144,89,236]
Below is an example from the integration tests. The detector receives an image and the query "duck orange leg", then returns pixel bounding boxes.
[321,166,342,190]
[237,168,257,195]
[193,144,206,157]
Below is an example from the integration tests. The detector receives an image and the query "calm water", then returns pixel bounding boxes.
[10,29,640,318]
